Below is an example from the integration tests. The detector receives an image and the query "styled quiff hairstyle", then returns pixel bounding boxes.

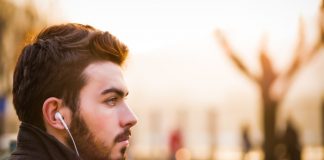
[13,23,128,130]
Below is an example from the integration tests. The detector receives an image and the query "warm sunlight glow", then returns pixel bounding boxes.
[0,0,323,160]
[59,0,320,57]
[53,1,324,159]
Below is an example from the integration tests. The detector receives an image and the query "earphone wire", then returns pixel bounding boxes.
[55,112,80,158]
[64,125,80,158]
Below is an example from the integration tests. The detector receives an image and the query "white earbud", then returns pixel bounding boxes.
[55,111,63,121]
[55,112,80,157]
[55,112,69,130]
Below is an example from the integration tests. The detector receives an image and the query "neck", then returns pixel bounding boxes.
[45,124,71,149]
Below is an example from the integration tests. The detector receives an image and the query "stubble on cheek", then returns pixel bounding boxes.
[67,113,113,160]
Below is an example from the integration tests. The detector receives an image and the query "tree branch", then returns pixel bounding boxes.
[275,15,323,101]
[214,30,259,83]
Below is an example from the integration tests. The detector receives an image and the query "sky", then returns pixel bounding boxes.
[52,0,322,75]
[57,0,320,55]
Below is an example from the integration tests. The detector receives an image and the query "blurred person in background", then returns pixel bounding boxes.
[8,23,137,160]
[241,124,252,160]
[282,120,301,160]
[0,95,5,137]
[169,128,183,160]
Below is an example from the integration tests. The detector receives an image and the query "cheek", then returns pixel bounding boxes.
[80,101,120,145]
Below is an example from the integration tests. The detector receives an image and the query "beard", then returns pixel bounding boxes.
[67,112,128,160]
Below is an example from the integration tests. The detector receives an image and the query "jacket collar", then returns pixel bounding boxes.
[11,122,80,160]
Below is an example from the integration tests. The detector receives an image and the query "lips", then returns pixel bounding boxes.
[115,130,131,143]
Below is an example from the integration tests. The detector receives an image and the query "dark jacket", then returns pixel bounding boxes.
[9,122,79,160]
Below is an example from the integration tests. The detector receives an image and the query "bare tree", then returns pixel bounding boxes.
[214,2,324,159]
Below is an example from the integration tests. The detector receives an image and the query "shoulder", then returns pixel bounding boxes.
[7,152,49,160]
[7,154,30,160]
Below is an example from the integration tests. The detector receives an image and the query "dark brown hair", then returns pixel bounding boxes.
[12,23,128,130]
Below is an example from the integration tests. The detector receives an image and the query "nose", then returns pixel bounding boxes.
[120,104,138,128]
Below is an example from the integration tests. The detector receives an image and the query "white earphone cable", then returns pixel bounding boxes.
[56,112,80,158]
[64,125,80,157]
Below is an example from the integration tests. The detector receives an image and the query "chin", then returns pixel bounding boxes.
[109,155,126,160]
[110,146,127,160]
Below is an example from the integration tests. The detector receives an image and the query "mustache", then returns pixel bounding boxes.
[114,129,131,143]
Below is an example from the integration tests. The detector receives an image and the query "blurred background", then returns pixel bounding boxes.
[0,0,323,159]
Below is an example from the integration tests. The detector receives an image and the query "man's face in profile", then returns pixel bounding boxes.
[68,61,138,160]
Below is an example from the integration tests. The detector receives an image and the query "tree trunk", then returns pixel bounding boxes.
[262,91,278,160]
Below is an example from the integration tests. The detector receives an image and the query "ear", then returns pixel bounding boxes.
[42,97,65,130]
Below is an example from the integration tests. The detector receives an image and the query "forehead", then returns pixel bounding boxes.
[81,61,127,93]
[83,61,123,78]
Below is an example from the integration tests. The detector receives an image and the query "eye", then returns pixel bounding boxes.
[105,97,119,106]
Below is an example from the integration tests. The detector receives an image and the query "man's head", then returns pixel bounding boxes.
[12,23,137,159]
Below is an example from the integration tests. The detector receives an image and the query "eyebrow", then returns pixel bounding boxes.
[100,88,129,97]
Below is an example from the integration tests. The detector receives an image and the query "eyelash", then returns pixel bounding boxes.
[104,94,128,107]
[105,97,119,106]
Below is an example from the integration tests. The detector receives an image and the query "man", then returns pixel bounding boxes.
[9,23,138,160]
